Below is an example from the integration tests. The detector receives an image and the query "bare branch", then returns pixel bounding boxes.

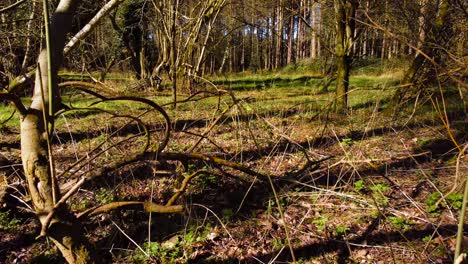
[0,92,27,116]
[166,170,209,206]
[0,0,27,14]
[63,0,125,55]
[77,201,183,219]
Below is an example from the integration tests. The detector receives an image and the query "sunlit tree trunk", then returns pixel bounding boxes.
[310,2,317,59]
[296,6,303,62]
[417,0,428,51]
[20,0,96,262]
[334,0,358,113]
[21,0,37,70]
[287,15,294,64]
[388,0,450,113]
[275,0,283,68]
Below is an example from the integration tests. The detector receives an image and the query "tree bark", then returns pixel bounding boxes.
[21,0,37,70]
[20,0,96,262]
[63,0,124,55]
[310,2,317,59]
[388,0,450,113]
[334,0,358,113]
[275,0,283,68]
[287,15,294,64]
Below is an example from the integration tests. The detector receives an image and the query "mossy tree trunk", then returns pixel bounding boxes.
[334,0,358,113]
[20,0,96,262]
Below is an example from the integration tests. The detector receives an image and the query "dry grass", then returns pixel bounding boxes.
[0,71,466,263]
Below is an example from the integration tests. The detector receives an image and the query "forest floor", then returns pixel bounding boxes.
[0,70,466,263]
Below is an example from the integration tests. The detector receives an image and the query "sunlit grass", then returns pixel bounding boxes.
[1,70,402,133]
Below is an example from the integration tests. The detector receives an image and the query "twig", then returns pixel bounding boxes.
[187,105,233,153]
[156,151,262,180]
[0,92,27,116]
[435,144,468,207]
[192,203,233,239]
[166,170,208,206]
[0,0,27,14]
[267,170,296,262]
[454,145,468,261]
[111,220,149,258]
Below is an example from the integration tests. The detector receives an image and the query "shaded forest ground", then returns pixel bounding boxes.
[0,64,466,263]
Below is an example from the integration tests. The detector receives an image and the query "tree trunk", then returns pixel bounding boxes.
[417,0,428,51]
[310,2,317,59]
[275,0,283,69]
[287,15,294,64]
[388,0,450,113]
[21,0,37,70]
[335,53,349,111]
[334,0,358,113]
[20,0,96,262]
[296,5,303,62]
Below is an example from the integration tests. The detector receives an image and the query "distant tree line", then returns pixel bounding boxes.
[1,0,466,107]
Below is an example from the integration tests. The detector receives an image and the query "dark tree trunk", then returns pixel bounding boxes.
[334,0,358,113]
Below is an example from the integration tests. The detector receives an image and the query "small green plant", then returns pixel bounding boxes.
[296,258,306,264]
[71,199,90,211]
[95,188,115,204]
[272,237,285,249]
[425,192,441,215]
[134,224,213,263]
[388,216,412,231]
[0,210,21,231]
[193,172,217,188]
[334,225,350,236]
[422,235,433,243]
[135,241,181,264]
[446,193,463,209]
[312,216,328,232]
[425,192,463,216]
[370,183,390,206]
[354,180,365,192]
[370,183,390,192]
[341,137,353,146]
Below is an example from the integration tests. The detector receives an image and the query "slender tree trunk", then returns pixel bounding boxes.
[310,2,317,59]
[362,29,367,57]
[21,0,37,70]
[334,0,358,113]
[388,0,450,113]
[417,0,428,51]
[250,16,255,70]
[271,7,276,70]
[296,9,302,62]
[241,32,245,71]
[287,15,294,64]
[218,46,228,74]
[317,3,321,57]
[20,0,96,262]
[275,0,283,68]
[171,0,179,108]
